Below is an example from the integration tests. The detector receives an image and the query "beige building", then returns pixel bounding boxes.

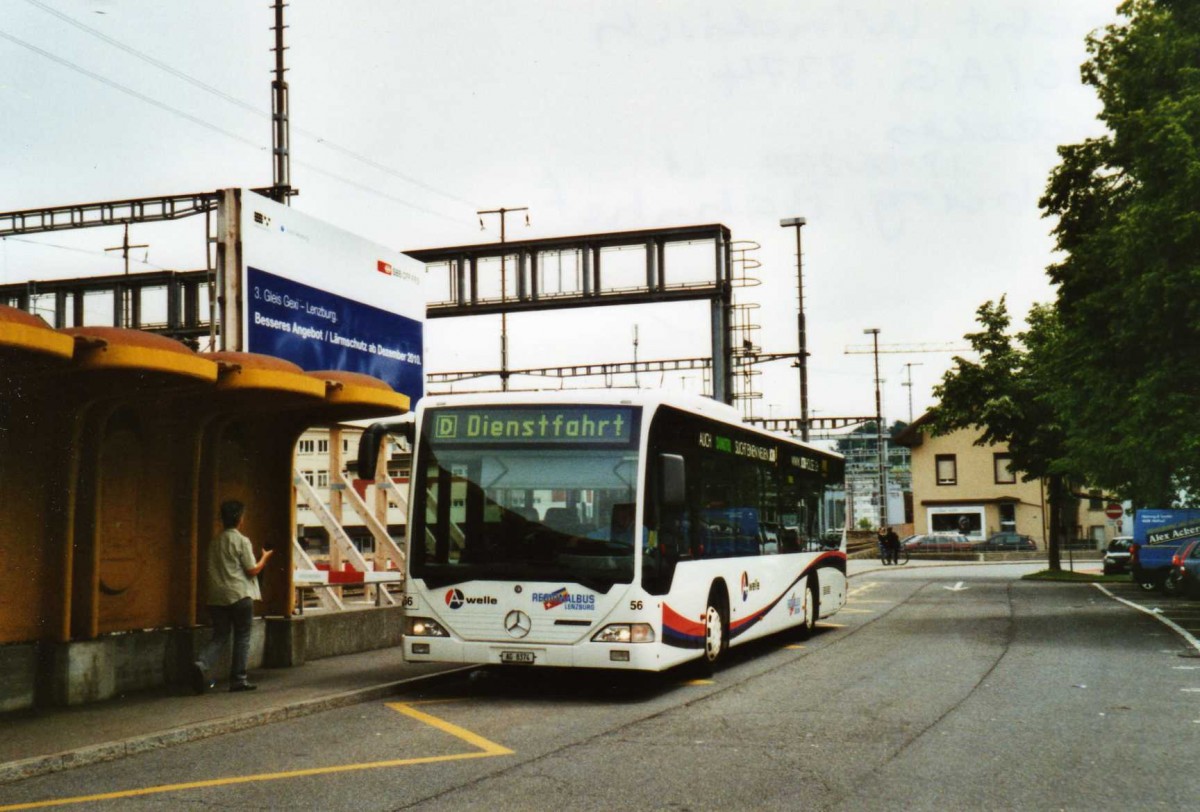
[895,413,1123,548]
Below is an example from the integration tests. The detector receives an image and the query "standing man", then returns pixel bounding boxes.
[878,525,900,565]
[192,499,273,693]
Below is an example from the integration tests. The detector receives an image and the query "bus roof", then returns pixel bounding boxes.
[417,389,843,462]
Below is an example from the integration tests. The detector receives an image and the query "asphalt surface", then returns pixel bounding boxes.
[0,559,967,781]
[0,643,465,785]
[4,559,1199,811]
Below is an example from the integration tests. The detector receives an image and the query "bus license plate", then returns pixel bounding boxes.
[500,650,535,665]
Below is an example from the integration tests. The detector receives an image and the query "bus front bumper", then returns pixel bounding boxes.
[404,636,676,671]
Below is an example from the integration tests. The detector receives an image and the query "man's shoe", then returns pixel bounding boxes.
[229,681,258,692]
[191,663,213,695]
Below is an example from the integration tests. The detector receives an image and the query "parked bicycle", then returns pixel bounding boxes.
[878,538,910,565]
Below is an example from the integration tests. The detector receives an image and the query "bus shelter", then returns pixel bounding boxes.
[0,313,408,708]
[0,307,76,659]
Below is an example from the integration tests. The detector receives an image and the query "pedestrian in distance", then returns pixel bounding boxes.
[878,525,900,565]
[192,499,273,694]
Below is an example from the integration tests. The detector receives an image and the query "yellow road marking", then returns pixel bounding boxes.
[386,702,513,756]
[836,608,873,614]
[848,582,879,598]
[682,678,713,686]
[784,644,806,650]
[0,703,511,812]
[818,623,847,629]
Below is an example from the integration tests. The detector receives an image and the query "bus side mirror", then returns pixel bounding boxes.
[659,453,686,507]
[356,420,415,480]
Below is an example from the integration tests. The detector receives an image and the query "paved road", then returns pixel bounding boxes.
[3,564,1198,811]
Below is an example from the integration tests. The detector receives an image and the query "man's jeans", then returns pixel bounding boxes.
[197,597,253,683]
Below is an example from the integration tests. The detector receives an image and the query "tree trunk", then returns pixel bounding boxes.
[1047,474,1063,572]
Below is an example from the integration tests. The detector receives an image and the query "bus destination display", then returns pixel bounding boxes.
[429,406,636,445]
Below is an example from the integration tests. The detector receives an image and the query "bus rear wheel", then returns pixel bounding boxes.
[702,598,727,671]
[799,579,819,639]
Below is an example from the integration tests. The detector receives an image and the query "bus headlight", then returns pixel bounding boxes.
[592,623,655,644]
[407,617,449,637]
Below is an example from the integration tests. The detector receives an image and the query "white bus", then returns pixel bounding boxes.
[375,390,846,672]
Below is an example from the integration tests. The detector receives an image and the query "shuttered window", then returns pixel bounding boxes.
[935,454,957,486]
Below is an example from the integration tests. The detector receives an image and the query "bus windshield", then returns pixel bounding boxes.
[411,406,641,591]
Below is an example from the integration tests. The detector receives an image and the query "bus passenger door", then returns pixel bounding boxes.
[643,453,688,595]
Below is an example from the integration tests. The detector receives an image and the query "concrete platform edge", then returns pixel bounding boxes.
[0,665,474,786]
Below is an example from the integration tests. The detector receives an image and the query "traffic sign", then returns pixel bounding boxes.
[1105,503,1123,520]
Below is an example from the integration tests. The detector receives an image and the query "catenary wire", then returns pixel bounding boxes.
[0,28,466,225]
[2,235,169,270]
[22,0,478,210]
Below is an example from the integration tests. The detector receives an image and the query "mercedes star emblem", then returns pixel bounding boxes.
[504,610,532,639]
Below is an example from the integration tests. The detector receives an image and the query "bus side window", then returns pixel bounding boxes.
[781,527,800,553]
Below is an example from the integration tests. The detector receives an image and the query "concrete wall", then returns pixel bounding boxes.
[1,607,403,713]
[34,624,268,708]
[0,644,37,713]
[303,607,404,660]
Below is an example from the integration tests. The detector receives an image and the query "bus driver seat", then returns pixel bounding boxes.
[542,506,581,537]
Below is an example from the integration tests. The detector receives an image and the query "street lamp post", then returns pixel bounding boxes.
[779,217,809,441]
[863,327,887,528]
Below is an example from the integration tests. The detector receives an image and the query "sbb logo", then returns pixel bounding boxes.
[445,589,465,609]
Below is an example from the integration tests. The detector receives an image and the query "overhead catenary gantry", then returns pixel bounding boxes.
[0,192,219,237]
[406,223,738,404]
[0,269,213,344]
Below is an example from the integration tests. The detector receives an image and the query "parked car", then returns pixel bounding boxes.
[903,533,975,552]
[1164,538,1200,598]
[978,532,1037,552]
[1102,536,1134,575]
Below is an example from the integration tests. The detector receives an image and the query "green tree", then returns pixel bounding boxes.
[930,299,1074,571]
[1040,0,1200,507]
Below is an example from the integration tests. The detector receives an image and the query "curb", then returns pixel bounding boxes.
[0,665,474,786]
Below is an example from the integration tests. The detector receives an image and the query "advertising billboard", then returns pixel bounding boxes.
[239,190,424,404]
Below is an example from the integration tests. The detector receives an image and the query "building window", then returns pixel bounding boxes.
[999,503,1016,532]
[316,470,329,488]
[298,440,315,455]
[928,506,983,538]
[301,470,314,485]
[317,439,329,454]
[935,454,957,486]
[994,454,1015,485]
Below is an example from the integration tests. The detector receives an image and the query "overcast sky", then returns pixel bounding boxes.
[1,0,1118,427]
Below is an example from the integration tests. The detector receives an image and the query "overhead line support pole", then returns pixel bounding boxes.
[780,216,809,440]
[270,0,292,204]
[477,206,529,392]
[864,327,887,528]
